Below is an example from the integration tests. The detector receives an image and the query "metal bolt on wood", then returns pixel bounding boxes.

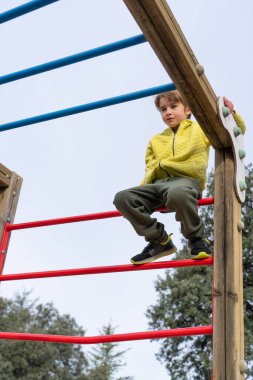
[237,221,245,232]
[196,64,204,76]
[239,360,248,374]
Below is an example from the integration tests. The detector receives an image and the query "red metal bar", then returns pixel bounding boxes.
[0,257,213,282]
[0,226,11,274]
[6,197,214,231]
[0,325,212,344]
[6,210,121,231]
[198,197,214,206]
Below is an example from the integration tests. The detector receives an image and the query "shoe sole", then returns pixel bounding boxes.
[191,252,211,260]
[131,246,177,265]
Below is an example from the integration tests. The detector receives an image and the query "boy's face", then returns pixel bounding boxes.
[159,97,191,129]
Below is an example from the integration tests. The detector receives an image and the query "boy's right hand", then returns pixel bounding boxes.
[223,97,235,114]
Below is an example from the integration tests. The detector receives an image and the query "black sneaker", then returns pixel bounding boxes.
[131,236,177,265]
[188,238,211,260]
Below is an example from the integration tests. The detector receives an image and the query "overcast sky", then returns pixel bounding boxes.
[1,1,253,379]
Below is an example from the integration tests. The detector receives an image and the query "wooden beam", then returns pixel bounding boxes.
[213,148,226,378]
[0,163,12,188]
[213,148,244,379]
[124,0,231,149]
[224,149,244,379]
[0,170,22,274]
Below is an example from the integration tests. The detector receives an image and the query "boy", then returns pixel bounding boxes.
[113,91,246,265]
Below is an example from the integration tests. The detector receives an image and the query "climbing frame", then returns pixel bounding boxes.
[0,1,246,379]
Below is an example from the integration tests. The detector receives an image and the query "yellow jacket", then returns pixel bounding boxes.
[141,113,246,190]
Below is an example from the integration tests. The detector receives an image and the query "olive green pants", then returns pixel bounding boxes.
[113,177,204,243]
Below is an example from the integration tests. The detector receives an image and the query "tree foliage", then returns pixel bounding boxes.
[242,163,253,376]
[146,164,253,379]
[0,291,89,380]
[87,323,133,380]
[0,292,133,380]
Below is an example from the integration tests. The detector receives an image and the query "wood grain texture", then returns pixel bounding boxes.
[213,148,226,379]
[0,163,12,187]
[224,149,244,379]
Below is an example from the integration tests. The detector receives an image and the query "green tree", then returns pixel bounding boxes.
[0,292,133,380]
[242,163,253,377]
[146,164,253,379]
[0,291,89,380]
[87,323,133,380]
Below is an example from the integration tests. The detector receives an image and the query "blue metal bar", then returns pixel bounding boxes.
[0,34,147,85]
[0,83,176,132]
[0,0,59,24]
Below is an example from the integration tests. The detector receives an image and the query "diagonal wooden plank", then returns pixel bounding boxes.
[124,0,231,148]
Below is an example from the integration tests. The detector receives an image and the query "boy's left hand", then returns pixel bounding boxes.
[223,97,235,114]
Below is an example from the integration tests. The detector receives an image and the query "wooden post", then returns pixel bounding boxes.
[0,167,22,274]
[214,148,244,379]
[213,148,226,377]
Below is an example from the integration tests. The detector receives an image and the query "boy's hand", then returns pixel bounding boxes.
[223,97,235,114]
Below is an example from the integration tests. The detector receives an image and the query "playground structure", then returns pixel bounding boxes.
[0,1,246,379]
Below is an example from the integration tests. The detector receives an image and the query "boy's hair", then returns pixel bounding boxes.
[154,90,190,112]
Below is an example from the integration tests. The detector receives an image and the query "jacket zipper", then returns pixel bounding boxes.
[158,131,176,177]
[172,133,176,156]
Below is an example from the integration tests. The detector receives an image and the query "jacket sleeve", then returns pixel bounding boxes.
[145,141,154,167]
[199,127,211,147]
[203,134,211,147]
[140,141,155,185]
[234,112,246,134]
